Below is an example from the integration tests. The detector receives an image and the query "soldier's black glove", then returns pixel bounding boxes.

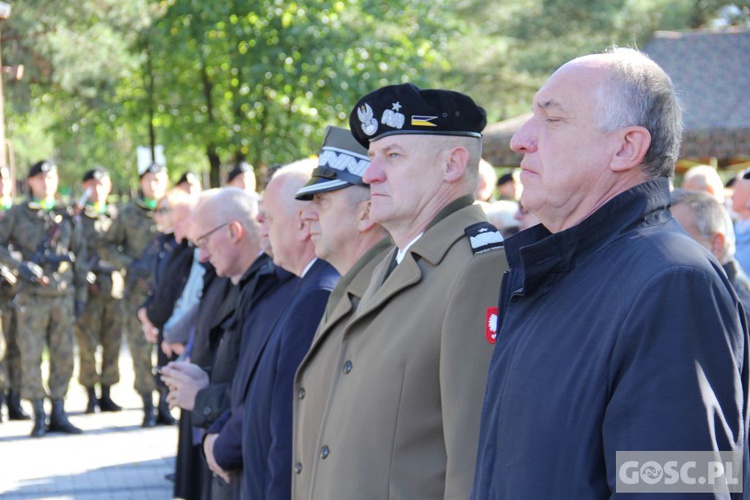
[18,261,44,283]
[74,300,86,319]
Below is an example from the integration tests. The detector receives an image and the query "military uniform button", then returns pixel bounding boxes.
[298,387,306,399]
[343,360,353,374]
[320,445,330,459]
[295,462,303,474]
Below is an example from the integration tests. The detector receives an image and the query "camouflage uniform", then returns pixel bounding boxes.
[0,277,19,392]
[75,205,124,392]
[0,201,31,421]
[99,199,159,397]
[0,200,87,402]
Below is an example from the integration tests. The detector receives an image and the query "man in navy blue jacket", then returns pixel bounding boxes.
[472,48,749,498]
[241,160,339,499]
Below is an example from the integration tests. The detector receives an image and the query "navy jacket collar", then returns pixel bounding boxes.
[505,178,672,295]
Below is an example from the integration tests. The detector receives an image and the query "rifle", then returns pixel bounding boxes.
[10,206,80,312]
[85,253,117,292]
[0,264,16,286]
[26,188,90,279]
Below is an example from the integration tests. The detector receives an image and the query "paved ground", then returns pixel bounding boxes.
[0,344,180,499]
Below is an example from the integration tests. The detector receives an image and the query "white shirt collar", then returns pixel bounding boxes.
[395,233,424,264]
[300,258,317,278]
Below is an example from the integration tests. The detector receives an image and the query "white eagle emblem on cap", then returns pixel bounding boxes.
[358,103,379,136]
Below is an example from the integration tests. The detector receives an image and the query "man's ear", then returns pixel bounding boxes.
[297,210,312,241]
[228,220,244,242]
[710,232,726,261]
[444,146,469,182]
[357,200,378,233]
[611,126,651,173]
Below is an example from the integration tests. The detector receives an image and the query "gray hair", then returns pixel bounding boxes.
[198,187,261,234]
[595,47,683,179]
[671,188,732,261]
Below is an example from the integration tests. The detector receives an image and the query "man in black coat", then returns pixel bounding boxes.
[161,187,298,499]
[137,189,195,426]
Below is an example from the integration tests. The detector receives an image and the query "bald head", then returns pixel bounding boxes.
[572,47,682,179]
[263,159,317,275]
[683,165,725,203]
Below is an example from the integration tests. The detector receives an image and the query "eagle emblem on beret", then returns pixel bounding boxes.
[357,103,379,136]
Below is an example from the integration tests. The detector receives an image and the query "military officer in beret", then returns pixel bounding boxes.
[74,167,125,414]
[305,84,509,499]
[0,165,32,422]
[100,161,168,427]
[291,125,392,498]
[0,160,88,437]
[175,171,202,196]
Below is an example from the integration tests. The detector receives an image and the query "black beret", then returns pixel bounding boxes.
[28,160,57,179]
[82,167,109,183]
[349,83,487,148]
[295,126,370,200]
[227,162,253,184]
[139,162,165,178]
[177,171,198,185]
[497,172,515,186]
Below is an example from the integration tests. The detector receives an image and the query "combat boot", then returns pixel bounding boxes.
[7,390,31,420]
[85,386,98,414]
[156,387,177,426]
[30,399,46,438]
[48,398,83,434]
[141,392,156,428]
[98,385,122,412]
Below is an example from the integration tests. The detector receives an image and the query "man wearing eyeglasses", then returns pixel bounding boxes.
[162,186,299,499]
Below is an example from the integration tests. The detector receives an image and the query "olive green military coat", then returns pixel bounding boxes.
[292,238,392,499]
[302,202,508,500]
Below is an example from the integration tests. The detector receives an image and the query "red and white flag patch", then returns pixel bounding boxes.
[486,307,499,344]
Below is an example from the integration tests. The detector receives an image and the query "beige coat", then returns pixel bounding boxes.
[303,202,509,500]
[292,238,392,500]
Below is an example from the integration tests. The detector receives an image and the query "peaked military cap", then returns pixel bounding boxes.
[349,83,487,148]
[227,162,253,184]
[82,167,109,182]
[295,126,370,200]
[138,162,165,178]
[28,160,57,179]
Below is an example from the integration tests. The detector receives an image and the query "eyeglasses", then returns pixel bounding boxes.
[196,222,229,247]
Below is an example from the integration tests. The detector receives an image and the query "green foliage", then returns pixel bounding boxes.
[0,0,745,191]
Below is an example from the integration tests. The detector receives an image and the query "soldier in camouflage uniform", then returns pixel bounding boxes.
[100,162,168,427]
[0,165,32,422]
[0,160,88,437]
[75,167,125,414]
